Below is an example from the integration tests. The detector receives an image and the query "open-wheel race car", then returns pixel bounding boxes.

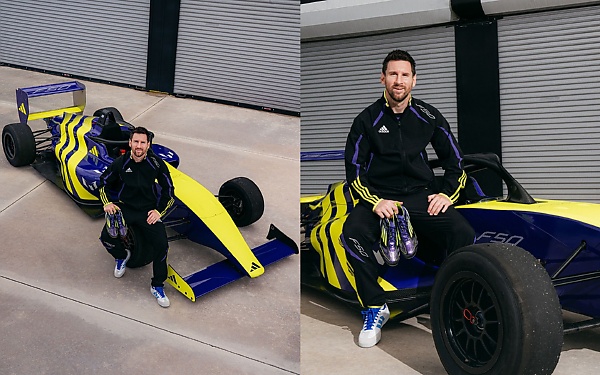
[2,81,298,302]
[301,151,600,375]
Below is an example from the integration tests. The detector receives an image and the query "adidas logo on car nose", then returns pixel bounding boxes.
[378,125,389,134]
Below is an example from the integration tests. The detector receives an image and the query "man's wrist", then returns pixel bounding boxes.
[439,193,453,203]
[371,198,383,212]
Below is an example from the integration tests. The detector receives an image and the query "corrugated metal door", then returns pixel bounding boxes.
[498,5,600,202]
[301,26,457,194]
[0,0,150,87]
[174,0,300,114]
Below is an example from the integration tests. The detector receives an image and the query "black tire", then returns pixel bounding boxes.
[2,123,36,167]
[121,225,152,268]
[430,243,563,375]
[218,177,264,227]
[93,107,124,122]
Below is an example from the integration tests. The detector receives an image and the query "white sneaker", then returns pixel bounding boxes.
[150,286,170,308]
[358,303,390,348]
[114,249,131,278]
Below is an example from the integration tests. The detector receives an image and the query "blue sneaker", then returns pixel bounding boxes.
[151,286,170,308]
[397,205,418,259]
[114,249,131,278]
[380,216,401,266]
[358,303,390,348]
[114,210,127,237]
[105,210,127,238]
[105,212,118,238]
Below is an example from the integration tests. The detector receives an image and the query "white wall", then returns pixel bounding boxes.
[482,0,600,15]
[301,0,455,40]
[301,0,600,40]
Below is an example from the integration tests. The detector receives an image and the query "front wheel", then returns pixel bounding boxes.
[2,123,36,167]
[218,177,264,227]
[430,243,563,375]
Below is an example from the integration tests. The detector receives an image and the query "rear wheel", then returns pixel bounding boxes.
[218,177,264,227]
[430,243,563,375]
[2,123,36,167]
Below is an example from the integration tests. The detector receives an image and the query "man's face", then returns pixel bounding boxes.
[381,60,416,104]
[129,133,150,159]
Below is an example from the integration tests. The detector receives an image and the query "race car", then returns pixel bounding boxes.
[301,151,600,375]
[2,81,298,302]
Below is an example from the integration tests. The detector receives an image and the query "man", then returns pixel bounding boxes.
[342,50,475,347]
[98,126,175,308]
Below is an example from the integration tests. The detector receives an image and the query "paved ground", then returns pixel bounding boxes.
[301,272,600,375]
[0,66,300,375]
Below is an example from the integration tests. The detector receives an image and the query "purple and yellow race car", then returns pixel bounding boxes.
[301,151,600,375]
[2,81,297,302]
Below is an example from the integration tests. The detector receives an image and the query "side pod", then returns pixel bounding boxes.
[166,224,298,301]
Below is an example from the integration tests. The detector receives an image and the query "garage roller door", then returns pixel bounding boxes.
[498,5,600,202]
[0,0,150,87]
[174,0,300,113]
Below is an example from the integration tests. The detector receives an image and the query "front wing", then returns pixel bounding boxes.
[166,225,298,301]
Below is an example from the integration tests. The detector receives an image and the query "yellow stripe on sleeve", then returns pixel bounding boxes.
[351,178,380,206]
[159,198,174,217]
[448,171,467,203]
[99,186,110,206]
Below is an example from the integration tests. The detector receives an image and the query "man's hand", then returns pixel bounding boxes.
[427,194,452,215]
[374,199,402,219]
[147,209,161,224]
[103,203,120,214]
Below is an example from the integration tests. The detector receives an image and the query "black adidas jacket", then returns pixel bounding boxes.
[99,150,175,216]
[345,95,466,209]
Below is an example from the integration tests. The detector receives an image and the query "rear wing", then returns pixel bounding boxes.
[16,81,86,124]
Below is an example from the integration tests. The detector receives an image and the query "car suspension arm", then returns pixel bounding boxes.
[564,318,600,335]
[550,241,600,287]
[551,240,586,280]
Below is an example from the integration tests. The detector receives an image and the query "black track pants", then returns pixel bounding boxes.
[341,188,475,307]
[99,205,169,287]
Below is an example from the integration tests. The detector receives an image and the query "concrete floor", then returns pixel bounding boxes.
[0,66,300,375]
[301,286,600,374]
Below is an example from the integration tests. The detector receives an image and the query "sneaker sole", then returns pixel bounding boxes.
[358,331,382,348]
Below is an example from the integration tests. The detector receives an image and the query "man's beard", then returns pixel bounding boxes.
[387,86,410,103]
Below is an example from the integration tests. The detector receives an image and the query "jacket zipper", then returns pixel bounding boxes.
[397,115,408,193]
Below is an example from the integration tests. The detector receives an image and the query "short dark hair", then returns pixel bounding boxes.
[382,50,416,75]
[129,126,153,143]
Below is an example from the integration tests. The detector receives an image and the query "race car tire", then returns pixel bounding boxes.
[430,243,563,375]
[218,177,264,227]
[2,123,36,167]
[122,225,153,268]
[93,107,125,123]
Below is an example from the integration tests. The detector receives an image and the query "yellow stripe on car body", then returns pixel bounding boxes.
[55,113,96,201]
[166,163,264,278]
[458,199,600,228]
